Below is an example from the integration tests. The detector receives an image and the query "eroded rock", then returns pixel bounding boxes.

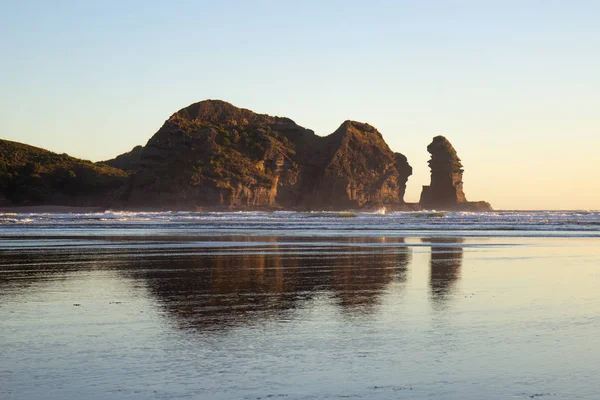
[419,136,491,211]
[124,100,413,210]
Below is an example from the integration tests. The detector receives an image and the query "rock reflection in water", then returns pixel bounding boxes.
[0,251,94,294]
[422,237,464,307]
[132,236,411,330]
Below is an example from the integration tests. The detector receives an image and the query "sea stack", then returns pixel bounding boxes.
[419,136,492,211]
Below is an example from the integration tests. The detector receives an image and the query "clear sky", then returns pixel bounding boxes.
[1,0,599,210]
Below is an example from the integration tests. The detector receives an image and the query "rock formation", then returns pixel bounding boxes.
[124,100,412,210]
[300,120,412,209]
[0,101,496,211]
[419,136,466,205]
[419,136,491,210]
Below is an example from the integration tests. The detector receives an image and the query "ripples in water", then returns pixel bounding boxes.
[1,217,600,399]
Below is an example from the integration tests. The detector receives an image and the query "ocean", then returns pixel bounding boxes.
[1,210,599,399]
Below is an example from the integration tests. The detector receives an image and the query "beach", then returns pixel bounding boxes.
[1,211,599,399]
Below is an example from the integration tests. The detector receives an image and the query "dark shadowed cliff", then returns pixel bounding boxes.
[0,139,128,207]
[124,100,412,210]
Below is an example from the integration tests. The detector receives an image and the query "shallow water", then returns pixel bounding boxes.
[1,210,600,237]
[1,212,600,399]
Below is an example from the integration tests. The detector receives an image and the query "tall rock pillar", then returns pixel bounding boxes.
[420,136,467,207]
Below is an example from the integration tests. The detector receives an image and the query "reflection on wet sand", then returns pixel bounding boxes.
[0,236,412,331]
[133,237,411,330]
[422,238,464,307]
[0,251,94,294]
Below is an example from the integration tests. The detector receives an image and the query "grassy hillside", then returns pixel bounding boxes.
[0,139,129,207]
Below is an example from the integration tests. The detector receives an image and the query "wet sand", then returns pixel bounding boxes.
[1,234,600,399]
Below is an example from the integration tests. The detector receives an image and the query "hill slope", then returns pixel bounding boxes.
[100,145,143,171]
[0,139,129,207]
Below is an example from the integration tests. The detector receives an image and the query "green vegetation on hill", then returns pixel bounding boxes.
[0,100,492,211]
[0,139,128,207]
[125,101,308,208]
[124,99,413,210]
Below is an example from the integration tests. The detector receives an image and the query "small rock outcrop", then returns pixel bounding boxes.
[419,136,491,210]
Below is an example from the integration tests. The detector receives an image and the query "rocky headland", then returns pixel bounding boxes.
[0,100,491,211]
[122,100,413,211]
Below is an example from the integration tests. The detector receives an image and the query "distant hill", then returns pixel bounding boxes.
[0,139,128,207]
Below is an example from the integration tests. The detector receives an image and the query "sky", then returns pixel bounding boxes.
[1,0,599,210]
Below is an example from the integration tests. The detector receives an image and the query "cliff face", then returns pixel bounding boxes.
[125,101,307,209]
[303,121,412,209]
[419,136,491,210]
[0,139,128,207]
[124,100,412,210]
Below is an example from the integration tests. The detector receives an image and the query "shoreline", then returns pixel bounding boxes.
[0,202,494,214]
[0,206,107,213]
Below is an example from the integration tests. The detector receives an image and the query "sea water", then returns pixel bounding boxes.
[1,211,599,399]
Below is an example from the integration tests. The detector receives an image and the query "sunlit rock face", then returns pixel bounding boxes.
[124,100,413,211]
[420,136,492,211]
[301,120,412,210]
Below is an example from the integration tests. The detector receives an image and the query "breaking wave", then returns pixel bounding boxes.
[0,210,599,238]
